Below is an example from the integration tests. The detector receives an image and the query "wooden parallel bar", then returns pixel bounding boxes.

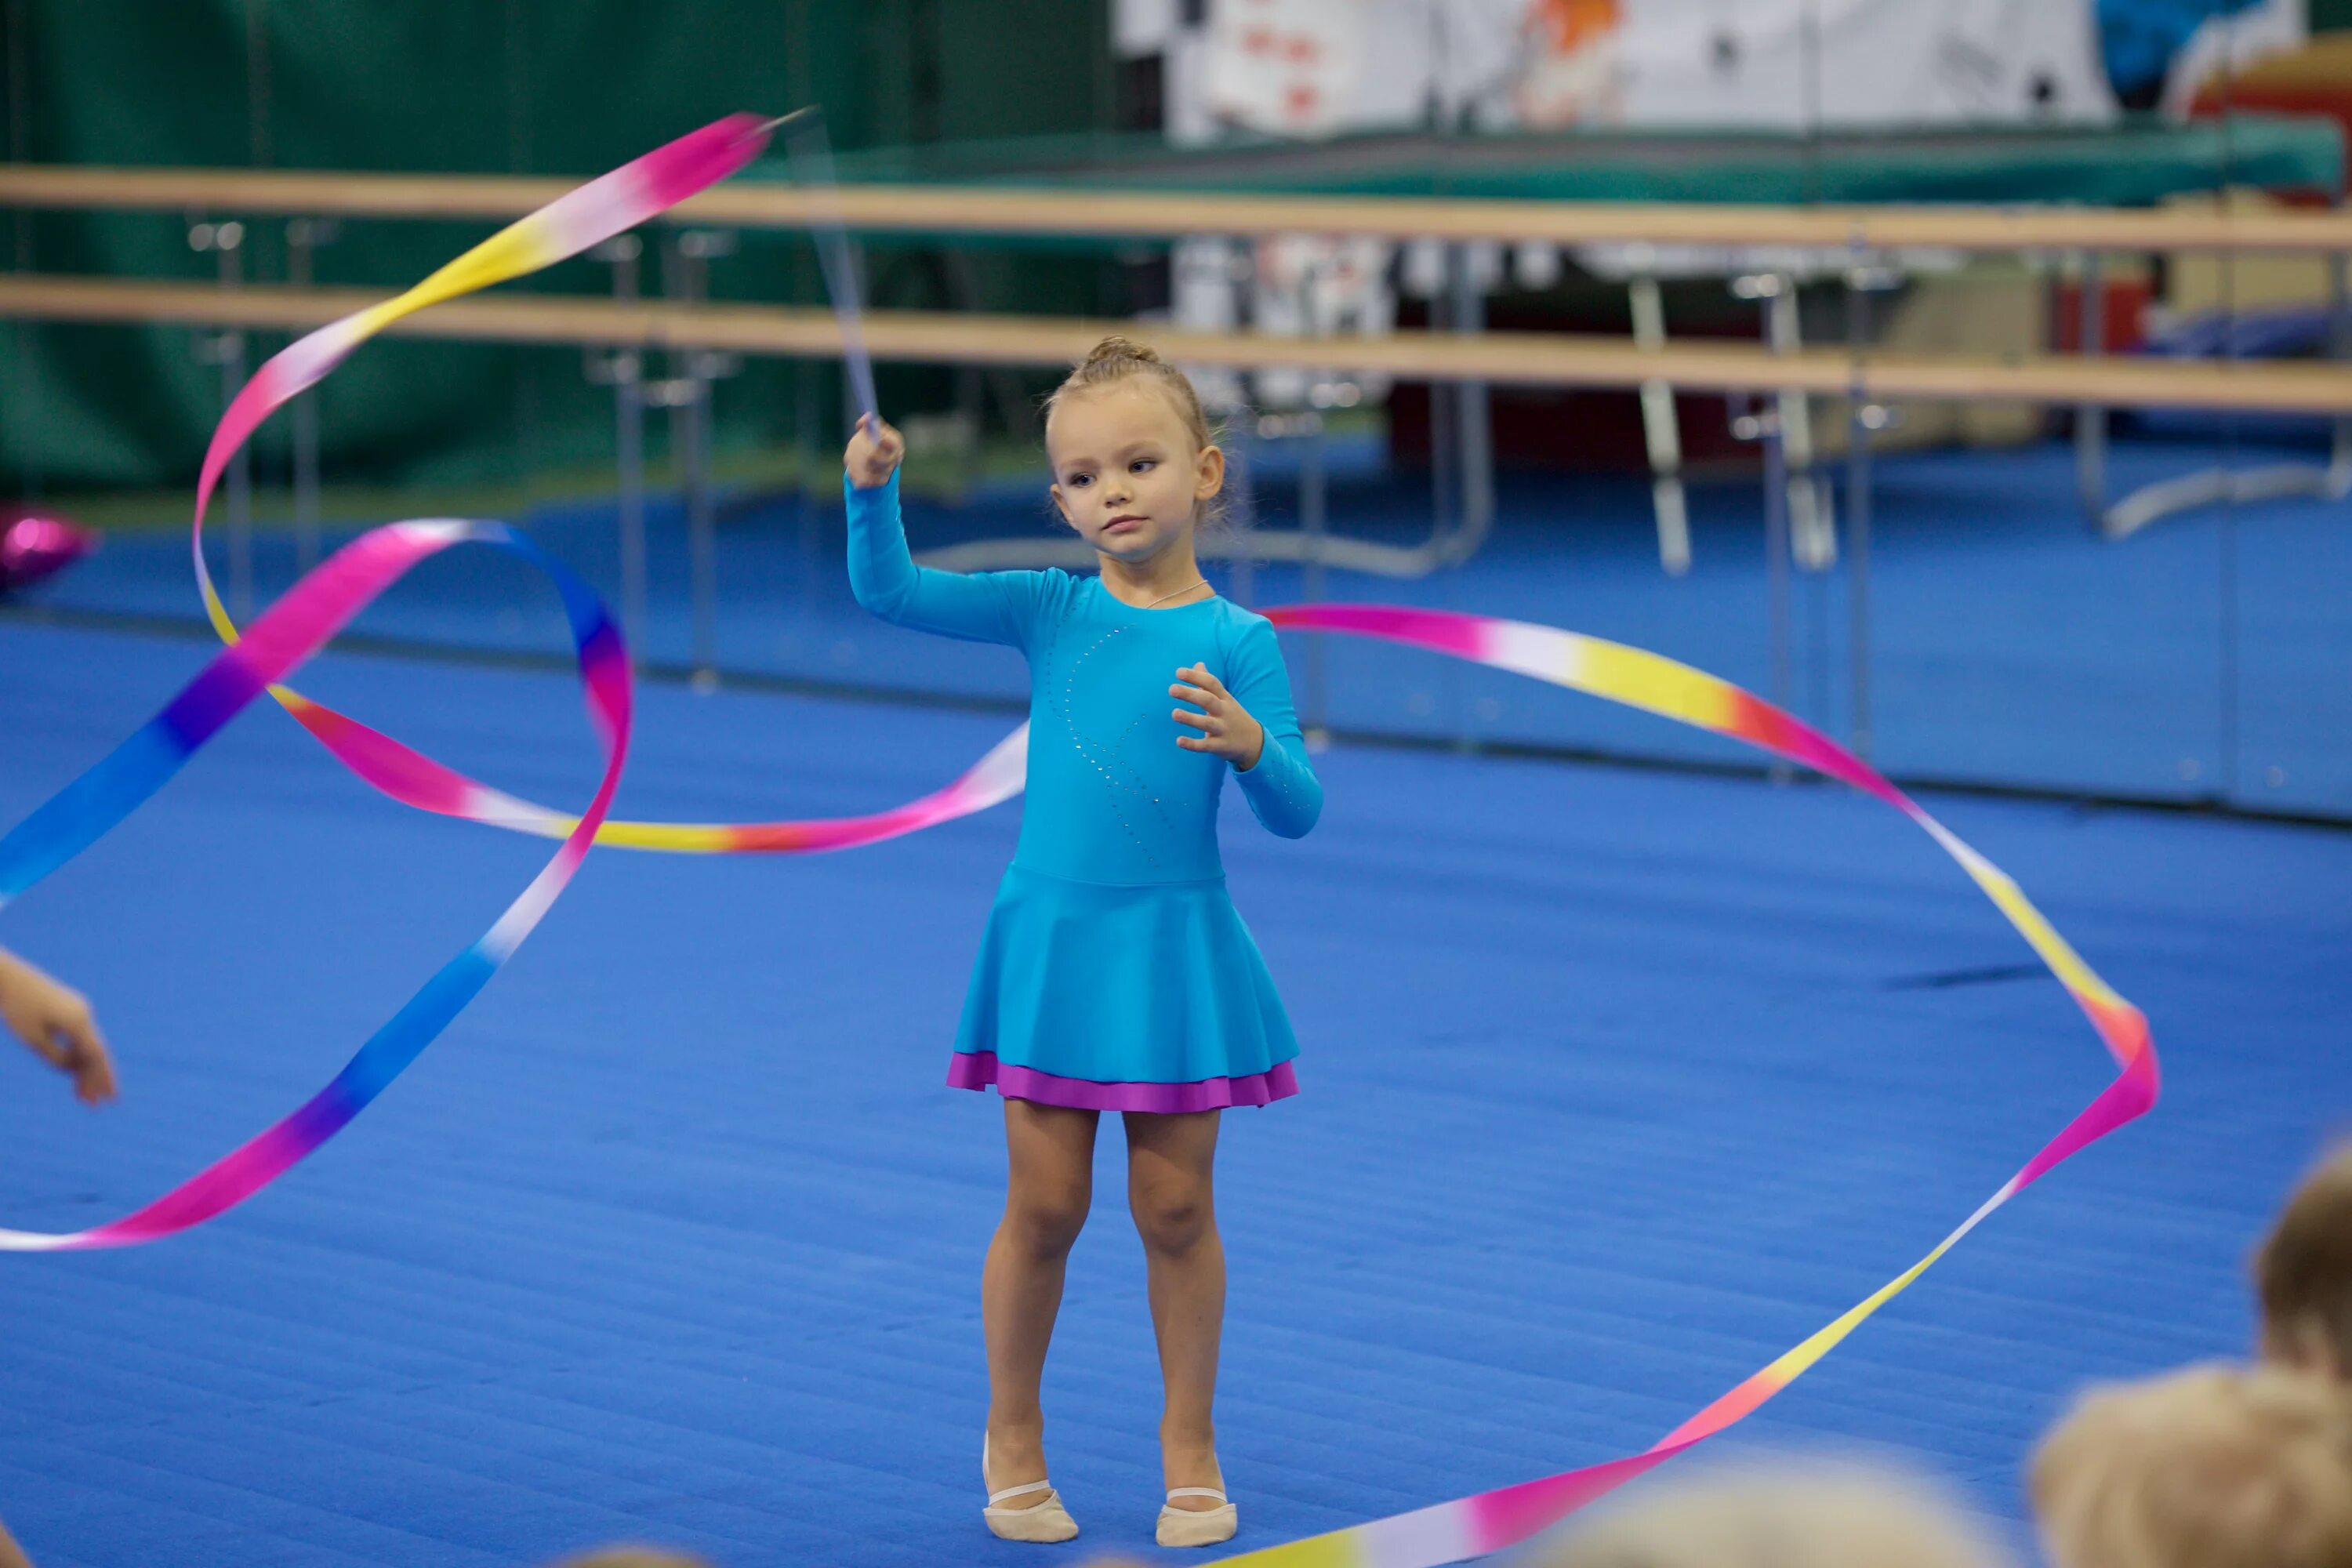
[4,163,2352,252]
[5,273,2347,415]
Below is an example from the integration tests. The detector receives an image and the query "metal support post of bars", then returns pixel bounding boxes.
[2328,248,2351,488]
[1628,267,1691,575]
[1764,279,1835,572]
[189,218,252,619]
[285,216,335,573]
[792,258,822,642]
[1847,383,1875,760]
[1450,247,1496,567]
[662,234,715,688]
[1760,405,1795,786]
[1227,427,1256,609]
[1299,411,1329,740]
[2074,251,2107,526]
[1226,239,1260,610]
[587,235,648,669]
[1842,257,1901,763]
[655,228,738,690]
[1433,245,1466,746]
[617,359,648,659]
[1729,386,1795,784]
[677,369,717,689]
[1446,242,1497,751]
[1732,271,1798,782]
[1427,361,1459,550]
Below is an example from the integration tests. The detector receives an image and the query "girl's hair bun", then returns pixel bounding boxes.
[1083,334,1161,368]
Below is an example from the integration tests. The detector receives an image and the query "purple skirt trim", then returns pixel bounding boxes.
[948,1051,1298,1112]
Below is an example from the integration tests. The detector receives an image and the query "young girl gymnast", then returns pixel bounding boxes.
[844,337,1322,1548]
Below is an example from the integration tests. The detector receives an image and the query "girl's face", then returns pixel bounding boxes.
[1047,381,1224,565]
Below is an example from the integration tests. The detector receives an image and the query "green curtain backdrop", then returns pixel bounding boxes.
[0,0,1117,497]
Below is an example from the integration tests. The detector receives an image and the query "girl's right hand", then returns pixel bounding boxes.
[846,413,905,489]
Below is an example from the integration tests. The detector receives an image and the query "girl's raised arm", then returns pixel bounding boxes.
[845,416,1041,649]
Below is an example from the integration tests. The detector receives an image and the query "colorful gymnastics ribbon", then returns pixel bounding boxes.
[186,107,1031,854]
[137,107,2155,1560]
[0,518,632,1250]
[188,110,771,803]
[1204,604,2159,1567]
[0,115,778,1250]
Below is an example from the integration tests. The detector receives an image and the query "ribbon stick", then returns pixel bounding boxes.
[0,521,632,1250]
[777,107,880,423]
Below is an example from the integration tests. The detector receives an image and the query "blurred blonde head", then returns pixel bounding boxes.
[541,1550,712,1568]
[2256,1143,2352,1381]
[1533,1461,2011,1568]
[2030,1362,2352,1568]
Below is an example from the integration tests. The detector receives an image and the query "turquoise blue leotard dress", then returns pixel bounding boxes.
[848,474,1323,1111]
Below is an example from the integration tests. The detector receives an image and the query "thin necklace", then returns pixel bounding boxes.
[1138,579,1209,610]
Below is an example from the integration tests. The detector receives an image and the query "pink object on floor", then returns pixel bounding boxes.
[0,506,98,592]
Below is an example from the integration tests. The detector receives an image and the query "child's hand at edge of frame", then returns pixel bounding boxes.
[0,947,118,1106]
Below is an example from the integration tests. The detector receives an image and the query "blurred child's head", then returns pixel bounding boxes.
[2256,1144,2352,1381]
[1044,336,1224,567]
[2029,1362,2352,1568]
[1535,1461,2009,1568]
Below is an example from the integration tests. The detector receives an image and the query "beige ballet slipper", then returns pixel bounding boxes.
[982,1436,1080,1544]
[1156,1486,1238,1548]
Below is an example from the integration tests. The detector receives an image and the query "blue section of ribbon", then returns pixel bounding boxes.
[0,721,193,903]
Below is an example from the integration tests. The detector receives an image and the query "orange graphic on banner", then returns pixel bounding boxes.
[1530,0,1621,53]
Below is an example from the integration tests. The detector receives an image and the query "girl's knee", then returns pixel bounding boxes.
[1007,1180,1091,1255]
[1131,1180,1213,1254]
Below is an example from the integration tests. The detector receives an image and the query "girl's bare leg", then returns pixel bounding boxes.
[982,1099,1099,1499]
[1125,1108,1226,1507]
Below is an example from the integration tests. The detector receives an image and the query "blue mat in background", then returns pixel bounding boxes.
[2,623,2347,1566]
[17,435,2352,818]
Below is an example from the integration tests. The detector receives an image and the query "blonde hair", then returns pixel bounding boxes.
[2257,1144,2352,1378]
[1046,335,1214,452]
[2030,1362,2352,1568]
[1044,336,1227,528]
[1537,1463,2011,1568]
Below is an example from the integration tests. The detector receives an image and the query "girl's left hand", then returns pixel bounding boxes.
[1171,664,1265,770]
[0,947,117,1106]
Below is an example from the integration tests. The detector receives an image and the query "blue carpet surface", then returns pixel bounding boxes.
[17,435,2351,817]
[2,622,2347,1566]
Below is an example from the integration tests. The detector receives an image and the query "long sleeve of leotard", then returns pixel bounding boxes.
[846,472,1041,648]
[1224,617,1323,839]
